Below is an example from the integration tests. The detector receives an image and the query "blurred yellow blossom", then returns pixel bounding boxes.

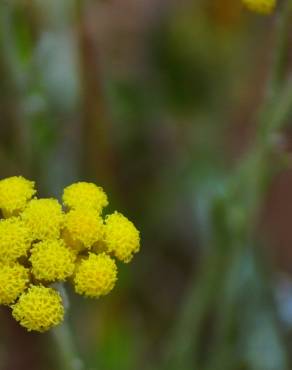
[242,0,276,14]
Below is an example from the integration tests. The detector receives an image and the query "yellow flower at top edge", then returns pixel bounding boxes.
[103,211,140,263]
[63,182,108,213]
[242,0,276,14]
[0,263,30,305]
[0,176,36,217]
[63,208,104,251]
[74,252,117,298]
[0,217,32,263]
[21,198,64,240]
[30,239,76,282]
[12,285,64,332]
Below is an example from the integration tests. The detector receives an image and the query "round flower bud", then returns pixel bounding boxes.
[103,212,140,263]
[0,176,36,217]
[0,263,30,305]
[0,217,32,263]
[74,252,117,298]
[242,0,276,14]
[30,239,76,282]
[63,208,104,251]
[12,285,64,332]
[21,198,64,240]
[63,182,108,213]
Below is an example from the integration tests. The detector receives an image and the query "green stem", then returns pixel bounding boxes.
[163,248,232,370]
[51,321,84,370]
[260,77,292,140]
[258,0,292,139]
[267,0,292,97]
[51,284,84,370]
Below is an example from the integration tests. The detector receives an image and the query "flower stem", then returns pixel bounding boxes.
[51,284,84,370]
[267,0,292,97]
[51,321,84,370]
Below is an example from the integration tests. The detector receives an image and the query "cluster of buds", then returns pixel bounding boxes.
[0,177,140,332]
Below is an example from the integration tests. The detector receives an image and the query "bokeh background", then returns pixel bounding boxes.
[1,1,292,369]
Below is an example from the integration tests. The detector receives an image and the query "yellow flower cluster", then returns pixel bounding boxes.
[0,177,140,332]
[242,0,276,14]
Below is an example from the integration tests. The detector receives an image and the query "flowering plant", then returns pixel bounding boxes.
[0,176,140,332]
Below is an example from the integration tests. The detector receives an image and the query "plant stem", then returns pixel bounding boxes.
[51,284,84,370]
[51,321,84,370]
[267,0,292,97]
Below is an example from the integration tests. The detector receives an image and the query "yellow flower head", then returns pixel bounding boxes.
[0,217,32,262]
[63,182,108,213]
[104,212,140,263]
[74,252,117,298]
[30,239,75,282]
[0,263,30,305]
[0,176,36,217]
[12,285,64,332]
[63,208,104,251]
[0,176,141,332]
[242,0,276,14]
[21,198,64,240]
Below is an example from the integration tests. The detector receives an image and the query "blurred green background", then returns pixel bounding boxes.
[1,1,292,369]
